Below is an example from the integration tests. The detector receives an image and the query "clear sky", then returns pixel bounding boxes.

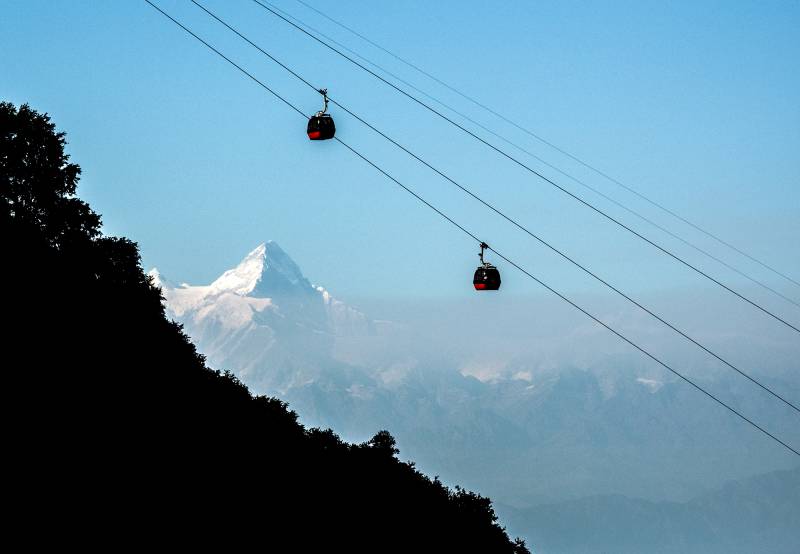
[3,1,798,321]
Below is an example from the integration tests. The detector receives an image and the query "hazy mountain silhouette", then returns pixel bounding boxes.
[496,466,800,554]
[157,251,799,511]
[1,101,528,552]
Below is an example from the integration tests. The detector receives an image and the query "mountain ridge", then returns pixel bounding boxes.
[496,466,800,554]
[155,244,800,515]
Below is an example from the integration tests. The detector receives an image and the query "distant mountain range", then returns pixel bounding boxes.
[496,466,800,554]
[153,242,800,552]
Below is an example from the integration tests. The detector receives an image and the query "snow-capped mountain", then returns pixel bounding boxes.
[150,242,373,393]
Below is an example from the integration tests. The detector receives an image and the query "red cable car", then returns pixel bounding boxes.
[473,242,501,291]
[307,88,335,140]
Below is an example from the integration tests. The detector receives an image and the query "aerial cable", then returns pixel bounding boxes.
[289,0,800,293]
[190,0,800,415]
[487,244,800,459]
[250,0,800,335]
[257,1,800,311]
[142,0,800,456]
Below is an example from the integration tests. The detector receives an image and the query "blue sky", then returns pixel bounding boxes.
[3,0,798,319]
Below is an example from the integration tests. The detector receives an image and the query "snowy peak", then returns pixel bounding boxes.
[209,241,311,298]
[151,242,372,338]
[210,243,268,296]
[255,240,311,296]
[148,267,165,288]
[147,267,176,291]
[150,241,377,393]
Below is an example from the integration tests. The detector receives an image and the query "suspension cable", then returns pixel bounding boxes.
[142,0,800,456]
[290,0,800,292]
[262,0,800,310]
[250,0,800,335]
[189,0,800,414]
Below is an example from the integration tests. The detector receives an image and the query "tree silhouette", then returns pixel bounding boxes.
[2,101,529,553]
[367,429,400,456]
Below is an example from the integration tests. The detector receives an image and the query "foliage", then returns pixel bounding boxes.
[2,101,529,552]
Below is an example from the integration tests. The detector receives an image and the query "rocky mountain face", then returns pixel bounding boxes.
[150,242,374,395]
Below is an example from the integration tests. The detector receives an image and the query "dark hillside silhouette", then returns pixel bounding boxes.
[2,101,528,552]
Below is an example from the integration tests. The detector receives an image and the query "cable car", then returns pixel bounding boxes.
[473,242,501,290]
[307,88,335,140]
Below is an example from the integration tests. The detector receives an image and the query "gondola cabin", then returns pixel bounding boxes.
[308,88,335,140]
[473,241,501,290]
[307,113,335,140]
[473,264,501,290]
